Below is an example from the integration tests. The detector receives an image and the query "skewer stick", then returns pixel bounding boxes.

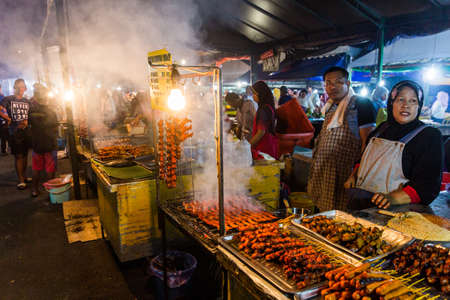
[407,277,425,287]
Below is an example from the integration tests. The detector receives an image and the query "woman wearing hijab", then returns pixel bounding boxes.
[345,80,443,209]
[249,81,278,159]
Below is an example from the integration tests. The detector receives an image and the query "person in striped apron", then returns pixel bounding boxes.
[307,67,376,211]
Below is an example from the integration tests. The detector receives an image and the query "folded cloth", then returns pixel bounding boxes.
[321,88,354,130]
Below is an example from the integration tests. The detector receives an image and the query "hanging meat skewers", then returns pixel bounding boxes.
[157,120,166,181]
[157,117,193,188]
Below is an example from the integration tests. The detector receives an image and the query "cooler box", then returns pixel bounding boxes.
[276,132,313,156]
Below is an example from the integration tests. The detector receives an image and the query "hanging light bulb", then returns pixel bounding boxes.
[64,90,74,102]
[167,89,186,111]
[360,87,369,97]
[423,65,440,82]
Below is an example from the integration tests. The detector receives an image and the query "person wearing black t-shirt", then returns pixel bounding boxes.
[278,86,292,106]
[0,79,32,189]
[345,80,443,208]
[29,85,58,197]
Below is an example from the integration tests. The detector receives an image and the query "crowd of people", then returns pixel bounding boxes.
[226,66,445,211]
[1,69,446,211]
[0,79,59,197]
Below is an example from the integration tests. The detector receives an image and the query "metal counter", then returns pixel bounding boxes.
[216,246,291,300]
[91,162,159,262]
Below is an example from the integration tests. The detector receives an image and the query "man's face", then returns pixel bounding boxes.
[300,91,307,98]
[324,71,350,101]
[15,82,27,97]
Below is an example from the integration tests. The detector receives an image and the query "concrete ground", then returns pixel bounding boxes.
[0,152,221,300]
[0,153,143,300]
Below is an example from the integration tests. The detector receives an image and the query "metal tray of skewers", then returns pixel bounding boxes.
[219,221,362,299]
[291,210,415,262]
[377,241,449,298]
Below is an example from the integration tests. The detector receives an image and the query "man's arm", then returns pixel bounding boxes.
[0,105,11,125]
[359,126,374,152]
[357,97,376,152]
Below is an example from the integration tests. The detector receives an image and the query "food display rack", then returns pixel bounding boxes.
[147,54,450,300]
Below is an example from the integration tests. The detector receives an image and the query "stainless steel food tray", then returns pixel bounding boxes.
[379,242,449,299]
[219,223,361,299]
[292,210,415,262]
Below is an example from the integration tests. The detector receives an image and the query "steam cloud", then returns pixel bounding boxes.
[183,80,256,206]
[0,0,258,206]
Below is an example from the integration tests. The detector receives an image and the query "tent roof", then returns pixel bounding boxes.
[199,0,450,59]
[0,62,20,80]
[351,29,450,68]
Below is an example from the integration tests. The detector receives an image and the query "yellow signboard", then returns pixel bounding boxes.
[148,49,173,111]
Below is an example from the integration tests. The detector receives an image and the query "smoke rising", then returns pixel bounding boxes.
[183,79,256,207]
[67,0,203,88]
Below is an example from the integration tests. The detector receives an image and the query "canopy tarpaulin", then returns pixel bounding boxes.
[259,53,348,81]
[351,29,450,68]
[0,62,20,80]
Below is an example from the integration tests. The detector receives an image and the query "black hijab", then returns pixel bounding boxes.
[381,80,425,140]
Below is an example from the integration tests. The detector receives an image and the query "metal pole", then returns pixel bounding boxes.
[376,22,385,85]
[41,43,50,86]
[159,207,169,300]
[250,55,258,85]
[216,68,225,236]
[55,0,81,199]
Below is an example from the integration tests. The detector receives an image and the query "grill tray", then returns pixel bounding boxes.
[219,223,361,299]
[292,210,414,262]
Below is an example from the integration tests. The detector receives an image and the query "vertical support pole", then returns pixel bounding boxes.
[250,55,258,85]
[160,208,169,300]
[41,42,50,86]
[55,0,81,199]
[215,68,225,236]
[376,22,385,85]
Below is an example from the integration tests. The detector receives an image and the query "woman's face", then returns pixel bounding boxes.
[392,86,419,124]
[253,92,259,103]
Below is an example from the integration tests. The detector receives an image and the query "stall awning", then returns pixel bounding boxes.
[258,53,347,81]
[0,62,20,80]
[351,29,450,68]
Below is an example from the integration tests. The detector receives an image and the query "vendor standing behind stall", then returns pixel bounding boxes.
[130,91,151,127]
[225,91,256,141]
[345,80,443,209]
[308,67,376,211]
[249,81,278,160]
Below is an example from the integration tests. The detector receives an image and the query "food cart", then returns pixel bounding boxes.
[145,50,449,300]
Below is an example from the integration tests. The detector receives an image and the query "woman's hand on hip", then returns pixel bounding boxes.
[344,174,356,189]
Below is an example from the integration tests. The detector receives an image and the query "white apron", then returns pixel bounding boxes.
[356,124,427,194]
